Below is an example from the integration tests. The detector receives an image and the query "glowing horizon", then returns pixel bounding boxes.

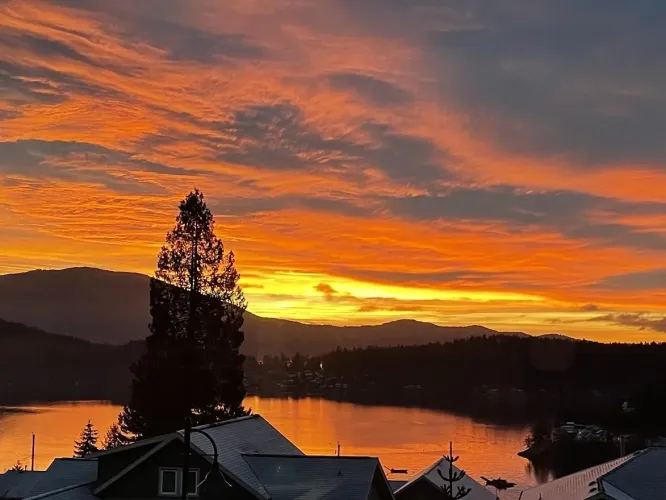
[1,0,665,342]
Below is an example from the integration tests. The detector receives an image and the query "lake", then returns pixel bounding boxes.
[0,398,540,499]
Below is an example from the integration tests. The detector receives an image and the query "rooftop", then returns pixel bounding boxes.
[600,447,666,500]
[181,414,304,499]
[0,458,97,500]
[26,458,97,497]
[243,454,385,500]
[519,451,641,500]
[396,457,495,500]
[0,470,45,499]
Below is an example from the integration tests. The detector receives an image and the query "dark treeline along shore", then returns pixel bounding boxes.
[247,336,666,428]
[4,317,666,480]
[3,317,665,438]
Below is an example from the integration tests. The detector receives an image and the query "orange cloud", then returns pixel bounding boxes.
[1,0,665,342]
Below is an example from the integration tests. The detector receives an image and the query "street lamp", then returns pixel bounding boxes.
[182,427,233,499]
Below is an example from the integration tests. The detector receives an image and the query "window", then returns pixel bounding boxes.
[185,469,200,496]
[159,468,200,497]
[159,469,178,496]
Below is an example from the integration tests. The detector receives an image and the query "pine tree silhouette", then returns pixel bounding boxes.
[101,422,127,450]
[120,189,249,439]
[436,442,471,499]
[73,421,98,457]
[10,461,27,472]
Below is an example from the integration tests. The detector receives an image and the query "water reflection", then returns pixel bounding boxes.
[0,402,122,471]
[524,460,554,485]
[1,398,537,498]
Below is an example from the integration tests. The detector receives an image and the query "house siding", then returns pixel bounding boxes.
[396,478,448,500]
[97,443,161,486]
[97,440,254,500]
[370,469,396,500]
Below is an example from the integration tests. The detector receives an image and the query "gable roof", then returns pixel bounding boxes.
[0,471,45,499]
[183,414,304,499]
[25,458,97,498]
[92,414,303,500]
[243,454,387,500]
[396,457,495,500]
[94,435,179,494]
[519,452,638,500]
[600,447,666,500]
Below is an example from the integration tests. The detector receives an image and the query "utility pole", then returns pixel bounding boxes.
[182,221,200,500]
[31,433,35,471]
[182,419,191,500]
[337,442,340,457]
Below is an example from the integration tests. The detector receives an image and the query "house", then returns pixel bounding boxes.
[393,457,495,500]
[0,414,396,500]
[519,447,666,500]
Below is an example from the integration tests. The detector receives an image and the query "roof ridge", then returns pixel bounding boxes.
[597,448,649,482]
[87,434,168,457]
[424,457,447,475]
[396,456,471,495]
[189,414,259,431]
[242,453,380,460]
[51,457,98,462]
[522,452,639,494]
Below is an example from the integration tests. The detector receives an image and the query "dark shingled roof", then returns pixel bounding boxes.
[0,471,45,499]
[243,454,384,500]
[601,447,666,500]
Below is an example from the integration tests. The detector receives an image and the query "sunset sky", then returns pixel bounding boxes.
[1,0,665,341]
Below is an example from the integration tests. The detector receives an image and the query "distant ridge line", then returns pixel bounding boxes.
[0,267,572,355]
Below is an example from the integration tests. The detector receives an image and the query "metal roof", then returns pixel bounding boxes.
[396,457,495,500]
[601,447,666,500]
[519,453,637,500]
[243,454,383,500]
[183,414,304,499]
[25,458,97,497]
[0,471,45,499]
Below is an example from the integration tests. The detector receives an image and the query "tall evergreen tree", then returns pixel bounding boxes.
[436,442,471,499]
[120,189,248,439]
[101,422,127,450]
[73,421,98,458]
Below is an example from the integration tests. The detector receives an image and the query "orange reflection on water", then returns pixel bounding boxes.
[0,399,535,497]
[0,402,122,471]
[246,397,533,488]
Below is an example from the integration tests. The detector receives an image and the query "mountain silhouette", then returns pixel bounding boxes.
[0,318,141,404]
[0,267,535,356]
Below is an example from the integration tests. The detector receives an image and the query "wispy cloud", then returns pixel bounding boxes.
[590,313,666,334]
[1,0,666,340]
[327,72,413,106]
